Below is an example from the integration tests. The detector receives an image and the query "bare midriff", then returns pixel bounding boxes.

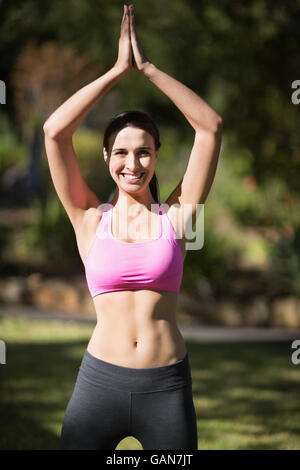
[87,288,187,369]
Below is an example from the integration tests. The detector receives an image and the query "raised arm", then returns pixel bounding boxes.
[143,64,223,205]
[129,4,222,232]
[43,6,133,229]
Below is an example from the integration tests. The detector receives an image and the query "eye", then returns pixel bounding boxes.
[116,150,149,155]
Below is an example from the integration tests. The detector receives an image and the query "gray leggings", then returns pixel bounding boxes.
[60,349,198,450]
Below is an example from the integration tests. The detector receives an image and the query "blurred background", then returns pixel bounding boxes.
[0,0,300,450]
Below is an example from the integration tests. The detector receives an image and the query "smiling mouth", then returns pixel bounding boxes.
[120,172,145,181]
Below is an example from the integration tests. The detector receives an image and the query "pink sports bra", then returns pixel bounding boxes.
[84,201,184,298]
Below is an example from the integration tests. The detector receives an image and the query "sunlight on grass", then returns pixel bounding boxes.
[0,315,94,343]
[1,315,300,450]
[116,437,143,451]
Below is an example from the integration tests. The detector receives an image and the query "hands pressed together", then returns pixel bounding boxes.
[116,4,152,75]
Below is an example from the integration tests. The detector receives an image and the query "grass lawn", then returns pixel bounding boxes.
[0,314,300,450]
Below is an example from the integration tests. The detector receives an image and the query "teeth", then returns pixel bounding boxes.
[121,173,142,179]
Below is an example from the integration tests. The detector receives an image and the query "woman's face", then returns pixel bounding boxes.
[104,126,158,194]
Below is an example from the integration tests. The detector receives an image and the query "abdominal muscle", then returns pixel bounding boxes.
[87,289,187,369]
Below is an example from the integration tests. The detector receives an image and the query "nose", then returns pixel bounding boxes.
[125,152,142,171]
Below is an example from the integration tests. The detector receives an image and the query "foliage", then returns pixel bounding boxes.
[9,40,102,140]
[23,196,77,263]
[72,128,114,199]
[1,0,299,191]
[216,133,300,228]
[266,228,300,297]
[0,0,299,295]
[0,132,27,178]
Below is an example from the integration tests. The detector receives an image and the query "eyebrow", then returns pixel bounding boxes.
[112,146,152,152]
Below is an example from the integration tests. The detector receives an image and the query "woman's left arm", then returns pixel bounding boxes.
[128,4,222,213]
[145,64,223,210]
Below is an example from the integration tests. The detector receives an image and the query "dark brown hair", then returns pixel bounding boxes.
[103,110,161,202]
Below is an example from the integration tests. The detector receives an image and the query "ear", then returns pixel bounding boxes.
[103,147,109,164]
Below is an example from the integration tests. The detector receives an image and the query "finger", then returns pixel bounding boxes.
[122,5,130,24]
[122,8,130,34]
[128,9,135,35]
[129,12,138,48]
[121,13,126,32]
[122,5,126,21]
[129,19,139,63]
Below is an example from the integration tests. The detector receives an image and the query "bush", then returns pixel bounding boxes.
[265,227,300,297]
[0,133,27,179]
[23,197,77,264]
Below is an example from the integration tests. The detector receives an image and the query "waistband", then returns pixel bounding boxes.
[76,349,193,393]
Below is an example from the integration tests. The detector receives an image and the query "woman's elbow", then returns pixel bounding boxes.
[43,120,65,140]
[43,120,56,138]
[214,115,223,134]
[195,115,223,135]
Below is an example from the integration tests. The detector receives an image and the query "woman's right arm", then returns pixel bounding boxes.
[43,6,132,230]
[43,65,127,230]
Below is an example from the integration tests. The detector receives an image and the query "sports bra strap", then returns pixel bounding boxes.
[95,202,111,239]
[95,201,176,242]
[158,203,177,241]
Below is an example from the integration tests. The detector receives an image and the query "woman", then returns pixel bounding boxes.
[43,4,222,450]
